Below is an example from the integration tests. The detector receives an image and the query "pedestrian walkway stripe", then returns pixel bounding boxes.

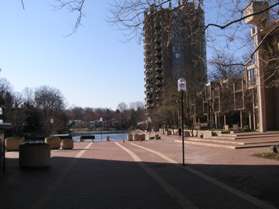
[115,142,199,209]
[31,142,93,209]
[130,142,276,209]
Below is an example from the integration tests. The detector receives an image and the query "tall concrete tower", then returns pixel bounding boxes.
[143,1,207,118]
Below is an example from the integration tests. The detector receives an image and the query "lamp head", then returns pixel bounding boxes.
[177,78,187,92]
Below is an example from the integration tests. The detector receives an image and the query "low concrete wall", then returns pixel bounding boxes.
[187,130,212,138]
[19,143,50,168]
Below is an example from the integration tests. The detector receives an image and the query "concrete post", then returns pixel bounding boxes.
[254,26,267,132]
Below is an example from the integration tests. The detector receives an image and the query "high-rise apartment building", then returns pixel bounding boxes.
[144,6,172,112]
[143,1,207,117]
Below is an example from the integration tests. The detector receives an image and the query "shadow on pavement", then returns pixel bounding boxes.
[0,156,278,209]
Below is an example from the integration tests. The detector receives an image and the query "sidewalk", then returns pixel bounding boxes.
[1,139,278,209]
[132,135,279,207]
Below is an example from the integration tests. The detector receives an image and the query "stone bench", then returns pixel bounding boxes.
[19,143,50,168]
[5,137,24,151]
[45,136,61,150]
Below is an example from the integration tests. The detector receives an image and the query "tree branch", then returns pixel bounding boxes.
[205,1,279,30]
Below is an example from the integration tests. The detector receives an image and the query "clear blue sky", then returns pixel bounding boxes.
[0,1,247,109]
[0,0,144,109]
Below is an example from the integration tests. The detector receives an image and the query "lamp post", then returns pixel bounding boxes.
[0,107,4,173]
[99,117,103,141]
[178,78,187,166]
[50,118,54,135]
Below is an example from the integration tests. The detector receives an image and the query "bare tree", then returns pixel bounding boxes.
[110,0,279,61]
[34,86,67,135]
[117,102,128,112]
[209,51,244,81]
[19,0,87,33]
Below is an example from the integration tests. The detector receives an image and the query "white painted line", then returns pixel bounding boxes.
[131,142,177,164]
[31,142,93,209]
[130,142,276,209]
[76,143,92,158]
[115,142,198,209]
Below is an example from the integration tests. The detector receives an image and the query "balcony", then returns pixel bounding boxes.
[154,36,162,42]
[155,88,161,94]
[155,67,162,73]
[155,80,163,87]
[155,74,162,80]
[144,63,152,69]
[155,52,162,59]
[155,96,161,101]
[154,59,162,65]
[145,82,152,88]
[154,44,162,51]
[144,68,152,75]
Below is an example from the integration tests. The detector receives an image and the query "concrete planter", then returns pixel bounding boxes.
[128,134,134,141]
[45,136,61,150]
[155,134,161,140]
[5,137,24,151]
[203,131,213,138]
[184,131,191,137]
[134,134,145,141]
[19,143,50,168]
[61,139,74,150]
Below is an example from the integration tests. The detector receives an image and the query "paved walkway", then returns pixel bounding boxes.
[1,138,278,209]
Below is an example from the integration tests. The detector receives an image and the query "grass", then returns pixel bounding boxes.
[254,152,279,161]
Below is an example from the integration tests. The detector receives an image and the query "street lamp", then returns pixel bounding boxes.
[0,107,3,124]
[0,107,4,173]
[99,117,103,141]
[177,78,187,166]
[50,118,54,135]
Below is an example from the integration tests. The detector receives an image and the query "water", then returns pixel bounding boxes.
[72,132,128,142]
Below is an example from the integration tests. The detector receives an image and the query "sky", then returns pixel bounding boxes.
[0,0,145,109]
[0,1,249,109]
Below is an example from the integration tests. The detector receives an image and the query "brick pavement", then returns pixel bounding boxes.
[131,136,279,208]
[0,139,278,209]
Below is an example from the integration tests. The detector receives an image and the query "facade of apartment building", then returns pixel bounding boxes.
[189,1,279,132]
[144,6,172,112]
[244,1,279,132]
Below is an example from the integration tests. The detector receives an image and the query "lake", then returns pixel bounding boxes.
[72,132,128,142]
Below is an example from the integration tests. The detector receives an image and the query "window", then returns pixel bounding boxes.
[175,53,181,59]
[247,68,256,85]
